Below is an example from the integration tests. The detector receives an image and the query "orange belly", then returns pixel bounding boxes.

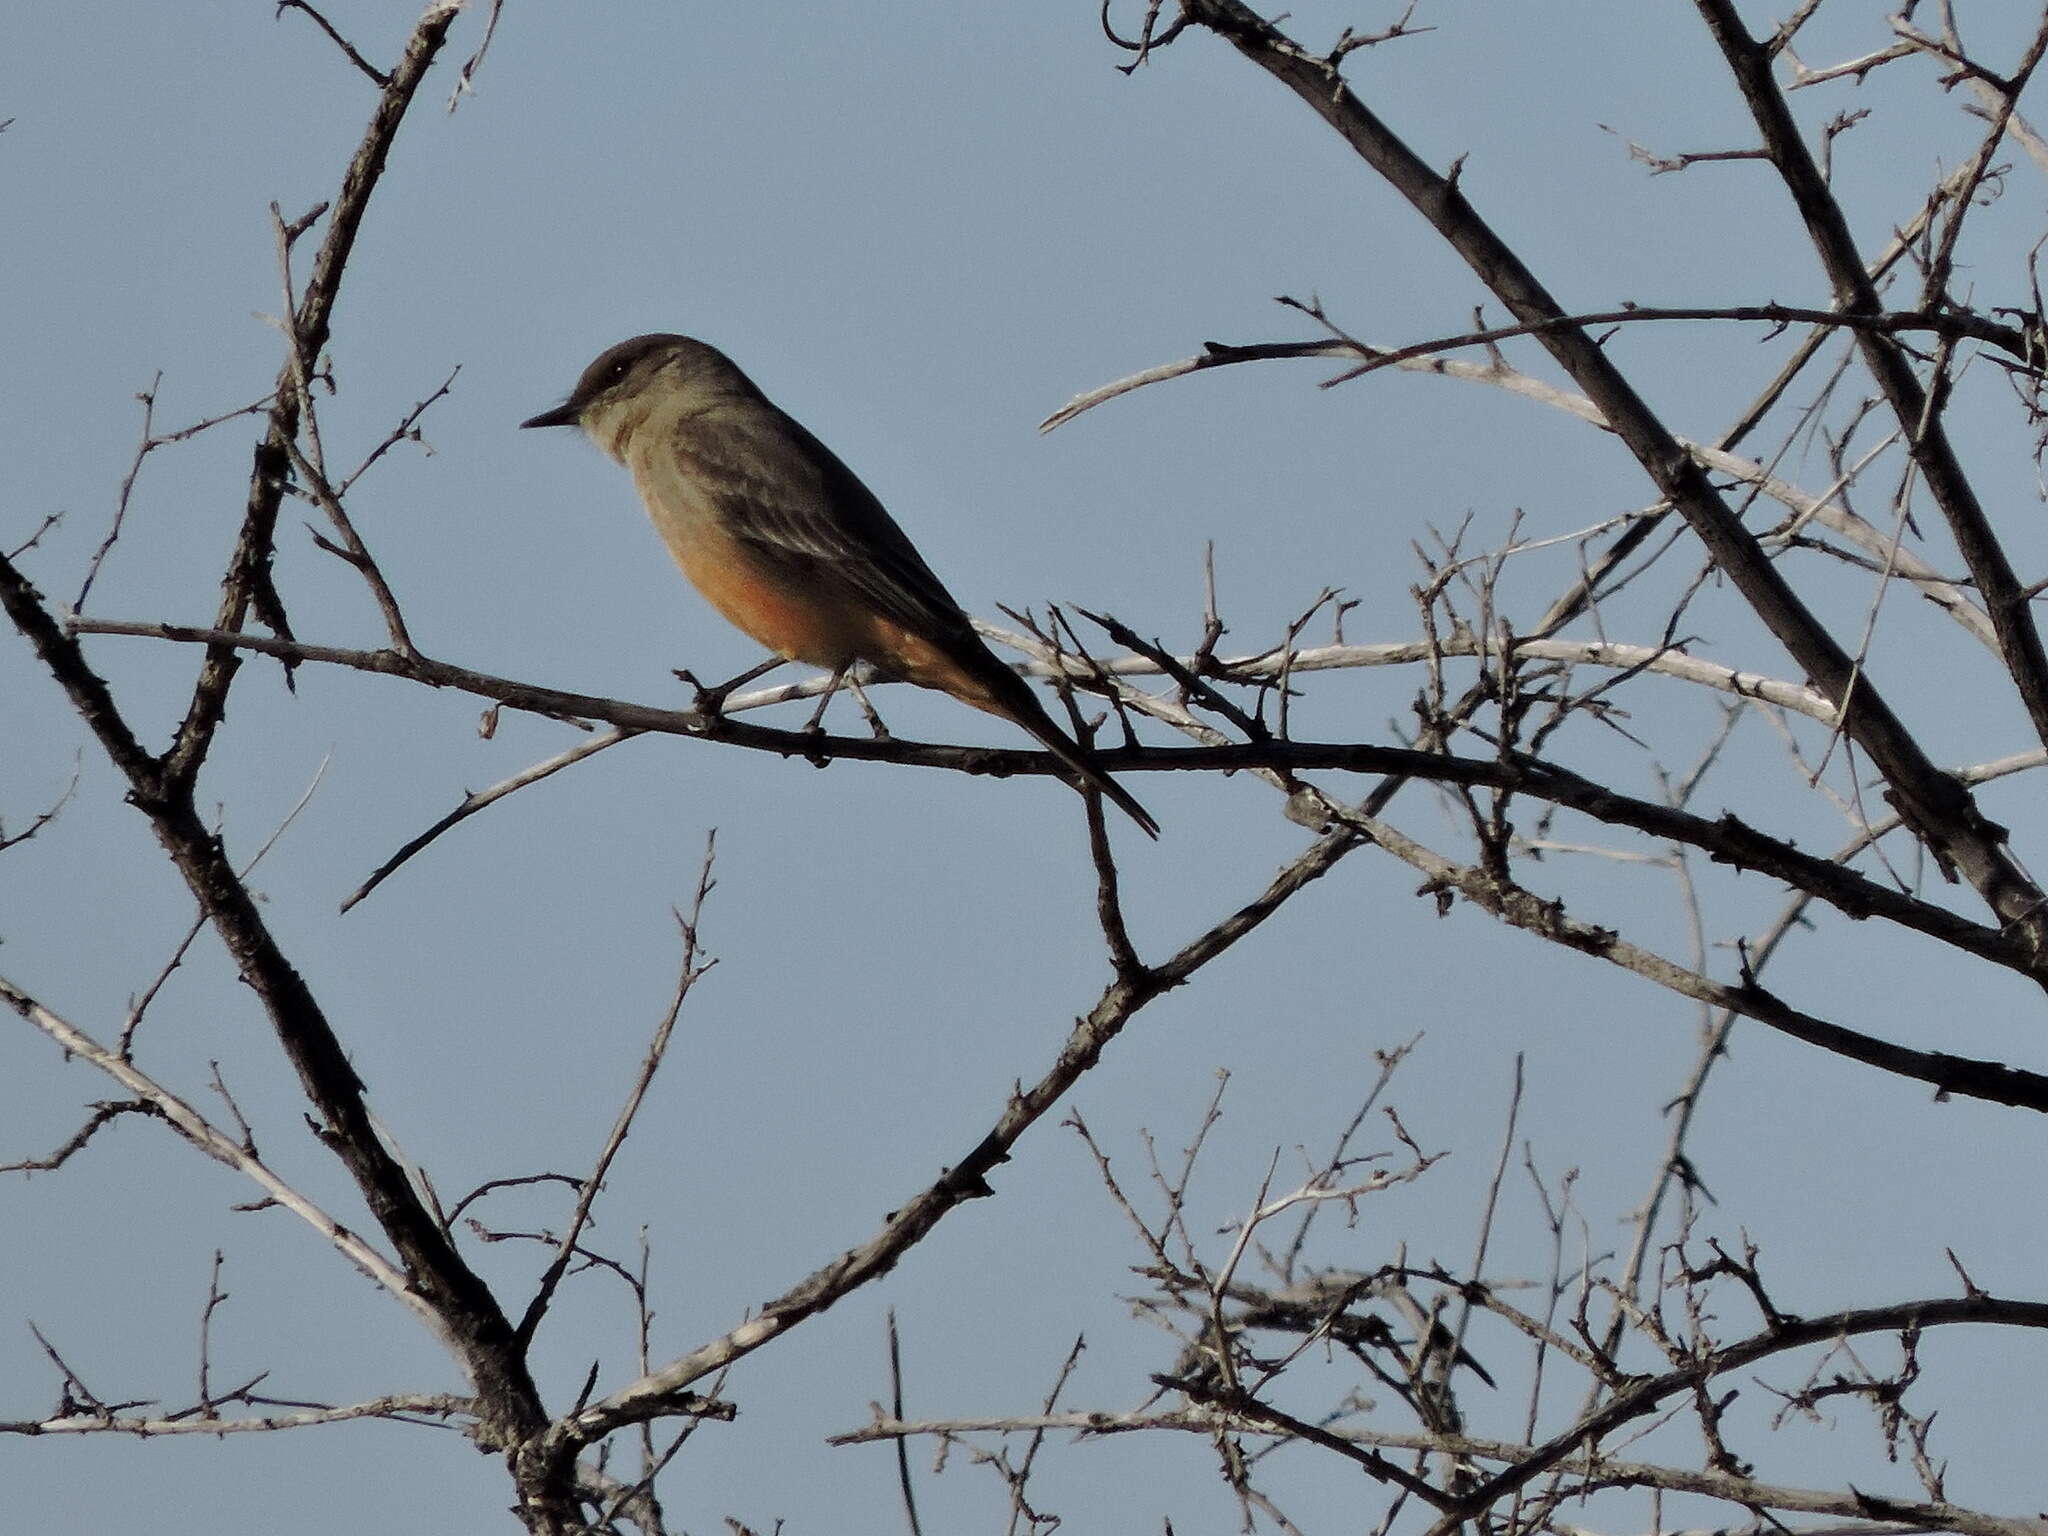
[671,528,862,670]
[637,472,1004,713]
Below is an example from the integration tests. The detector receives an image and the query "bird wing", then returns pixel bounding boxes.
[677,404,987,656]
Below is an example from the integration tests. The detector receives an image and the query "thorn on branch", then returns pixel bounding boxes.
[280,200,331,245]
[1944,1248,1985,1300]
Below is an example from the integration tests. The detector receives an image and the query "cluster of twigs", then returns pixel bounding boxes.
[8,1,2048,1532]
[838,1053,2045,1535]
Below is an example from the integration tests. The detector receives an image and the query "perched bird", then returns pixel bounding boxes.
[522,334,1158,837]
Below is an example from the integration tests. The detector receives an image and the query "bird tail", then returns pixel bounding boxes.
[893,633,1160,837]
[991,673,1159,839]
[1035,719,1161,839]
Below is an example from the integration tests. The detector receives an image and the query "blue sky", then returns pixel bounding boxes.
[7,4,2047,1531]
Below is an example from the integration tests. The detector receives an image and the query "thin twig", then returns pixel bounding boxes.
[515,837,719,1349]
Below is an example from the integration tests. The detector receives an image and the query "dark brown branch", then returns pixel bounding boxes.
[1317,800,2048,1114]
[885,1310,925,1536]
[275,0,392,86]
[833,1405,2043,1536]
[60,619,2036,983]
[1176,0,2048,964]
[1423,1292,2048,1536]
[1167,1373,1452,1507]
[163,3,458,795]
[1100,0,1189,70]
[1,536,546,1451]
[1693,0,2048,761]
[523,826,1362,1472]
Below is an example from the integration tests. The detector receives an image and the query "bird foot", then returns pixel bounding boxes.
[800,721,834,769]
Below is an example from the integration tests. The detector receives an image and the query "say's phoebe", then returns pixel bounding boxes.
[521,334,1159,837]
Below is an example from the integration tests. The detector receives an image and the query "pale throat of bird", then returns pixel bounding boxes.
[588,395,666,465]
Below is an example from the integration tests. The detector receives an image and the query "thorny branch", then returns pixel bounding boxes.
[17,3,2048,1532]
[1159,0,2048,965]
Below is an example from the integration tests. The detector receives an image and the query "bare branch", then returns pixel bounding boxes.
[163,0,462,794]
[3,1392,474,1438]
[515,840,718,1348]
[1,1100,158,1174]
[1693,0,2048,761]
[832,1407,2047,1536]
[275,0,393,85]
[0,760,80,855]
[1305,796,2048,1111]
[531,828,1363,1464]
[0,976,429,1314]
[342,727,640,912]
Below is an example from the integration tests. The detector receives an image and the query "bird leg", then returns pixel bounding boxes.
[799,664,853,766]
[801,665,891,753]
[845,674,891,740]
[803,664,851,733]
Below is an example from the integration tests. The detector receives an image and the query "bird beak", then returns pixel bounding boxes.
[520,401,582,430]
